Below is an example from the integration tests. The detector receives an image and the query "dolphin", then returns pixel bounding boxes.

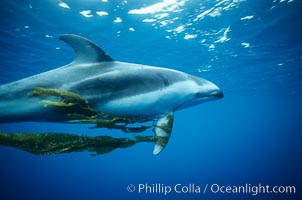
[0,34,223,154]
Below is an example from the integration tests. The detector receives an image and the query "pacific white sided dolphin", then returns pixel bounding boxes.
[0,34,223,154]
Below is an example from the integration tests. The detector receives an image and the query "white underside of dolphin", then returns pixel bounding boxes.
[0,34,223,154]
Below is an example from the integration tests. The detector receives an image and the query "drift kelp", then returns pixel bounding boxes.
[0,87,158,156]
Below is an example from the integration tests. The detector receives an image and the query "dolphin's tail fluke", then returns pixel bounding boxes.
[152,112,174,155]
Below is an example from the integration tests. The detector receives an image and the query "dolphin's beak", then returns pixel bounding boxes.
[210,90,224,99]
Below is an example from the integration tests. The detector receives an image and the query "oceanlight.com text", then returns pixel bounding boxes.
[207,183,296,196]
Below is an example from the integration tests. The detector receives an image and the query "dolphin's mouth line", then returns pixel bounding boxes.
[175,90,224,111]
[195,90,224,99]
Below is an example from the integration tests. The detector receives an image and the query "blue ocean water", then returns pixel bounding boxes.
[0,0,301,199]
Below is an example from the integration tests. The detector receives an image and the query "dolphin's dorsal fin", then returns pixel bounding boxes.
[59,34,114,64]
[152,112,174,155]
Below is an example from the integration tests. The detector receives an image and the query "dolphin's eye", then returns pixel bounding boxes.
[195,92,202,97]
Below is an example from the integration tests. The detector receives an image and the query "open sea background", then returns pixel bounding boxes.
[0,0,301,199]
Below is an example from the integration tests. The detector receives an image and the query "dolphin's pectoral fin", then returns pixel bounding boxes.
[59,34,114,64]
[152,112,174,155]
